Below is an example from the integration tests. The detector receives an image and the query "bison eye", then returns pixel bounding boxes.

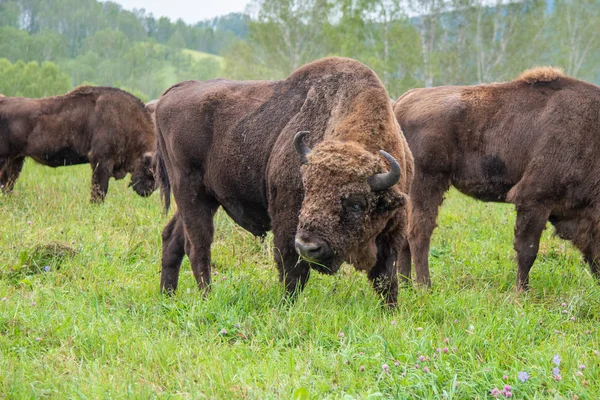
[350,203,363,212]
[343,195,367,213]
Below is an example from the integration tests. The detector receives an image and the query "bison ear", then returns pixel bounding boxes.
[294,131,311,164]
[376,190,406,213]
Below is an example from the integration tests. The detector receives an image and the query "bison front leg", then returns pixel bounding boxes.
[408,172,450,288]
[178,197,219,296]
[397,237,412,285]
[90,159,114,203]
[513,205,550,290]
[368,239,398,307]
[0,157,25,193]
[160,212,186,294]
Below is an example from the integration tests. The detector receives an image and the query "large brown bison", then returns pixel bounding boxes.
[394,67,600,290]
[0,86,156,202]
[155,57,413,305]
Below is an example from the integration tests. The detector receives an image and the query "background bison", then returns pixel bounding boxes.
[394,67,600,290]
[155,57,413,305]
[0,86,156,202]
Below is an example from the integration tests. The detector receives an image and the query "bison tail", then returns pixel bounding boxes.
[155,135,171,214]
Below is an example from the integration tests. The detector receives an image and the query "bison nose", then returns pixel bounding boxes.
[295,233,331,262]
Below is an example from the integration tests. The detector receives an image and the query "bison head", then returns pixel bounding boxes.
[293,131,405,274]
[129,152,156,197]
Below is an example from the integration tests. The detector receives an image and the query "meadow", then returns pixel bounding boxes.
[1,161,599,399]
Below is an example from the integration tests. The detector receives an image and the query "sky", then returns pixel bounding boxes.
[104,0,251,24]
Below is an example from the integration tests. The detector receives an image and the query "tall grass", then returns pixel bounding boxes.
[1,161,598,398]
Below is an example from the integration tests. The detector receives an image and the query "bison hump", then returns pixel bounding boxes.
[517,66,565,84]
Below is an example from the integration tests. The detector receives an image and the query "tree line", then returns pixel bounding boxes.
[0,0,598,101]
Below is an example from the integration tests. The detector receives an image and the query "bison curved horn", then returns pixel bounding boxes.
[368,150,401,191]
[294,131,312,164]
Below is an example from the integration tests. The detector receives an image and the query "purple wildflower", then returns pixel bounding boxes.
[338,332,345,338]
[1,297,6,302]
[442,347,449,353]
[394,361,400,367]
[423,366,429,373]
[579,364,585,370]
[219,328,227,335]
[553,354,561,365]
[490,388,501,398]
[505,391,513,398]
[382,363,389,372]
[552,367,560,377]
[503,375,508,381]
[518,371,530,382]
[419,355,426,362]
[553,374,562,381]
[570,316,575,322]
[504,385,512,392]
[561,302,567,307]
[35,337,41,341]
[562,310,568,314]
[391,320,397,325]
[44,266,50,272]
[444,337,450,344]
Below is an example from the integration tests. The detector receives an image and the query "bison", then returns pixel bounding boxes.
[155,57,413,305]
[0,86,156,202]
[394,67,600,290]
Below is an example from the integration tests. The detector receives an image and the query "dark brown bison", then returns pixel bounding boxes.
[155,57,413,305]
[394,67,600,290]
[0,86,156,202]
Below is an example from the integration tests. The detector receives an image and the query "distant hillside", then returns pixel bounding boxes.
[0,0,240,99]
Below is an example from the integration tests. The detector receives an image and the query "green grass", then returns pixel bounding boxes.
[1,161,599,399]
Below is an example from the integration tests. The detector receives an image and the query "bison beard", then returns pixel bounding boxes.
[155,57,413,306]
[394,66,600,290]
[0,86,156,202]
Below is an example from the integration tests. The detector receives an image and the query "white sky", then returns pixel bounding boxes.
[104,0,251,24]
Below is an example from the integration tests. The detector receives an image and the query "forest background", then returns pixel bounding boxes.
[1,0,598,102]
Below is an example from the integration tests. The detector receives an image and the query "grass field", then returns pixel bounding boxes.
[1,161,599,399]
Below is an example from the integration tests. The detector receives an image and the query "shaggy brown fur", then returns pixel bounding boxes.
[0,86,156,201]
[394,68,600,290]
[156,57,413,306]
[518,66,565,84]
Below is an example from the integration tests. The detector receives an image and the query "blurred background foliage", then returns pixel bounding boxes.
[0,0,598,100]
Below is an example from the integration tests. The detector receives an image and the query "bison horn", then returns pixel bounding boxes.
[294,131,311,164]
[368,150,401,191]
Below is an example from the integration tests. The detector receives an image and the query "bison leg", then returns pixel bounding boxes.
[513,206,550,290]
[90,160,114,203]
[583,254,600,282]
[0,157,25,193]
[160,213,186,294]
[178,197,218,296]
[368,238,398,307]
[408,173,450,288]
[397,237,412,285]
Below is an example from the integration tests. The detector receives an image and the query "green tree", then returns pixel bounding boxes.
[0,58,71,97]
